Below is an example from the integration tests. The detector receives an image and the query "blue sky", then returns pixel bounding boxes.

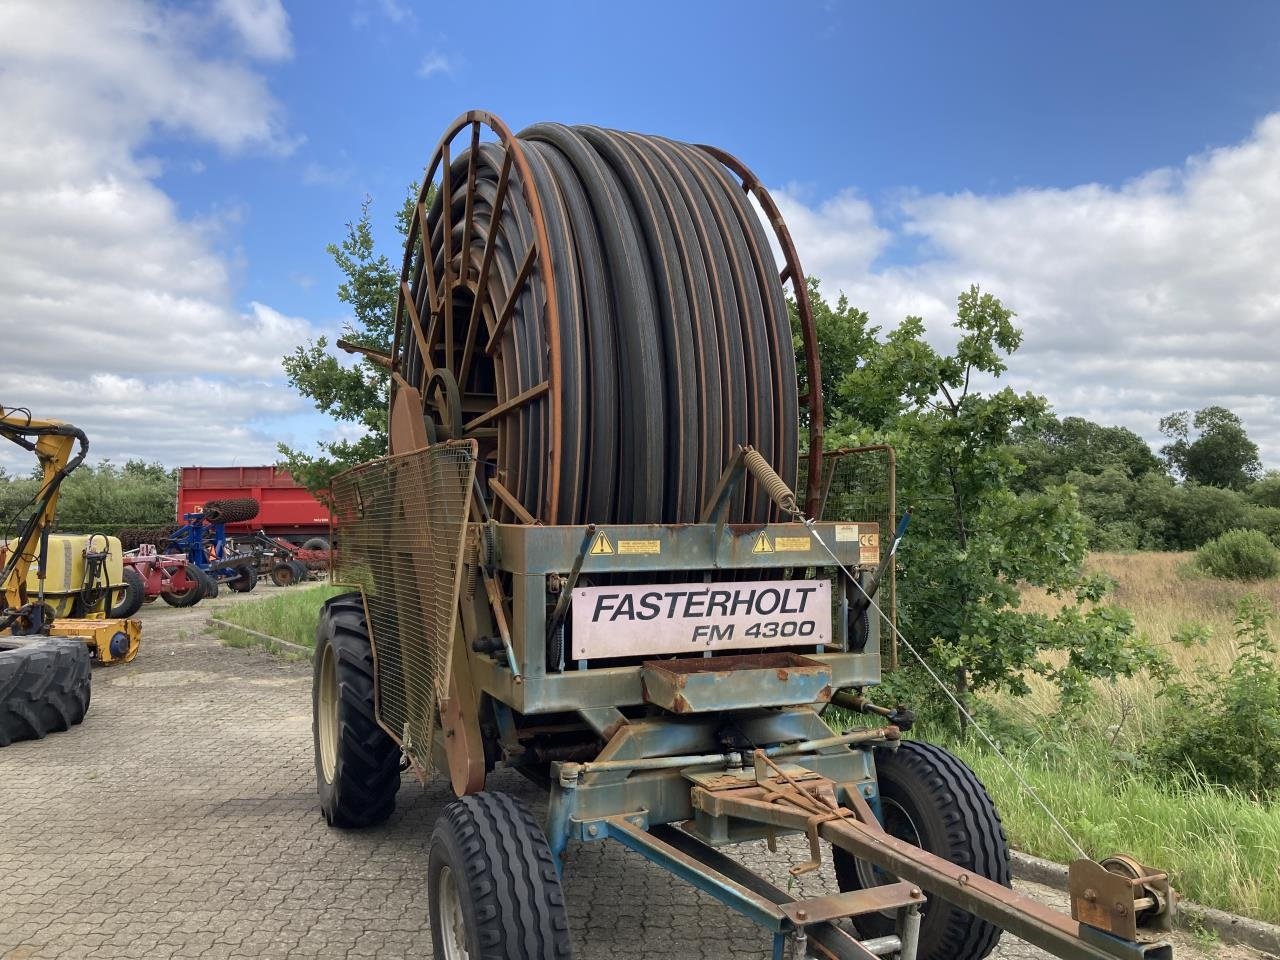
[2,0,1279,469]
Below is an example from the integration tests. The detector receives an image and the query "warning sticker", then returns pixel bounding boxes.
[774,536,812,552]
[752,532,774,554]
[618,539,661,555]
[859,532,879,565]
[589,532,614,556]
[834,523,860,542]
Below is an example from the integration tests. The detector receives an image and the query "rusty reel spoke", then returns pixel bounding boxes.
[391,112,822,528]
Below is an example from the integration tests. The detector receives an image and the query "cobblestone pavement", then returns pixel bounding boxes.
[0,587,1258,960]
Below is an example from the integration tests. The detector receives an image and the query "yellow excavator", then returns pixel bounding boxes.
[1,404,141,747]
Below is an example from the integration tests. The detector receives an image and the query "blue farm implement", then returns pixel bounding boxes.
[166,498,261,594]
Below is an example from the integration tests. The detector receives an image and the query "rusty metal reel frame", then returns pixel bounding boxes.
[392,112,828,524]
[391,110,564,525]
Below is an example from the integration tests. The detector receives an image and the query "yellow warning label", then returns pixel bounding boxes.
[752,532,774,554]
[590,532,614,556]
[618,539,661,555]
[775,536,812,552]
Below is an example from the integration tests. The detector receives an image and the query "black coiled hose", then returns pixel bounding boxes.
[394,117,804,527]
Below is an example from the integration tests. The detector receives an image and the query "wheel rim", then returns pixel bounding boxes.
[317,644,339,783]
[855,797,924,905]
[436,865,471,959]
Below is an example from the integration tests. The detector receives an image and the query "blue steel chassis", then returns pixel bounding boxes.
[422,517,1172,960]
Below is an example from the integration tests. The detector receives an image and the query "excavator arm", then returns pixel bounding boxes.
[0,405,89,633]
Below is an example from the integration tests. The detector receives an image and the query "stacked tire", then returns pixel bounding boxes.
[0,638,91,747]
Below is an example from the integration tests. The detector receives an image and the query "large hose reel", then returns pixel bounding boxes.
[390,111,825,526]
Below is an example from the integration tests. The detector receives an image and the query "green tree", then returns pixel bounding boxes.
[816,284,1159,721]
[280,188,421,493]
[1013,415,1163,492]
[793,277,877,435]
[1159,406,1261,490]
[1248,471,1280,509]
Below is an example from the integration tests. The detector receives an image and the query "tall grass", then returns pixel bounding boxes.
[1009,551,1280,751]
[939,734,1280,923]
[955,551,1280,922]
[216,584,345,648]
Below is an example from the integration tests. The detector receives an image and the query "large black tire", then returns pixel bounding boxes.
[289,559,310,582]
[160,565,206,607]
[834,741,1010,960]
[109,567,145,618]
[428,792,573,960]
[269,562,297,587]
[227,564,258,593]
[0,638,92,747]
[203,567,220,598]
[313,593,400,828]
[302,537,330,552]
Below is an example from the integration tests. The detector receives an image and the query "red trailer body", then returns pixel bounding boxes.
[178,466,331,544]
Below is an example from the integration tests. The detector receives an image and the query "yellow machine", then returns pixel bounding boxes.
[0,405,140,664]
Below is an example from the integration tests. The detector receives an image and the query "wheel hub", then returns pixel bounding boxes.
[317,644,339,783]
[855,796,925,912]
[436,865,471,959]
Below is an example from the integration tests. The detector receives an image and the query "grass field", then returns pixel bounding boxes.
[942,735,1280,923]
[1011,551,1280,751]
[216,584,345,650]
[955,551,1280,922]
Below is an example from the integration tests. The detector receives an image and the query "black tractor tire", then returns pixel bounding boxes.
[428,792,573,960]
[109,567,146,618]
[161,565,206,607]
[302,537,330,552]
[289,559,310,582]
[313,593,400,828]
[834,740,1010,960]
[227,564,258,593]
[0,638,92,747]
[269,562,297,587]
[203,568,220,598]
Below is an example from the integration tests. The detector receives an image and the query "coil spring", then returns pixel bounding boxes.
[464,537,479,599]
[743,448,801,518]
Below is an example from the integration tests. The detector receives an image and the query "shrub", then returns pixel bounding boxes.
[1244,505,1280,548]
[1195,529,1280,581]
[1145,596,1280,797]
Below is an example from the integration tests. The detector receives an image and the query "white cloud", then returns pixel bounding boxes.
[352,0,414,27]
[0,0,312,469]
[419,50,459,78]
[775,114,1280,466]
[301,159,354,187]
[216,0,292,60]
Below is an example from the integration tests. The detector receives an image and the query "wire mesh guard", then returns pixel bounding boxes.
[330,441,477,770]
[815,448,895,532]
[799,445,898,661]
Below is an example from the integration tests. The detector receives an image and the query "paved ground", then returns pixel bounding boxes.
[0,587,1261,960]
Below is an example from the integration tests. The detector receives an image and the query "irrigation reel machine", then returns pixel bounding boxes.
[314,112,1175,960]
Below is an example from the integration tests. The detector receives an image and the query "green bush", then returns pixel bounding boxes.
[1245,505,1280,548]
[1145,596,1280,798]
[1195,529,1280,581]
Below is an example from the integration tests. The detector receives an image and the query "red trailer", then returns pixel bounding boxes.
[178,466,332,548]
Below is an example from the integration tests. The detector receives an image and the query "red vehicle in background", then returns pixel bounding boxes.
[178,466,332,550]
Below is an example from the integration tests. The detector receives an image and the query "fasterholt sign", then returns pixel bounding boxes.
[571,579,831,659]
